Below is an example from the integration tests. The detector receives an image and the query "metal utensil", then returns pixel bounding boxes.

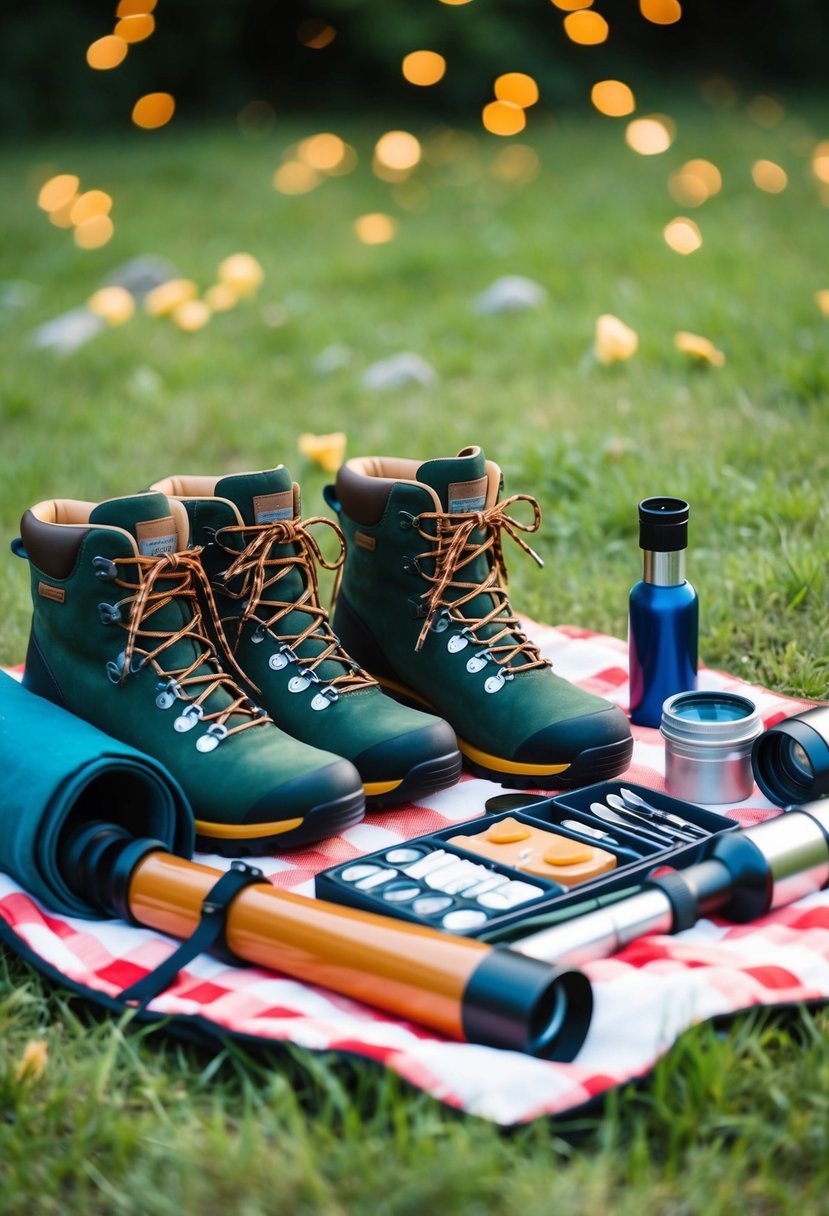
[589,801,676,847]
[560,819,622,847]
[618,787,708,838]
[606,793,697,843]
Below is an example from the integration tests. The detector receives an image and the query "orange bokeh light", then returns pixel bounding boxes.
[375,130,422,171]
[402,50,447,87]
[811,141,829,184]
[73,214,115,250]
[297,132,347,172]
[494,73,539,109]
[273,161,320,194]
[86,35,128,70]
[591,80,635,117]
[563,10,609,44]
[663,217,702,254]
[625,115,674,155]
[114,14,155,44]
[116,0,157,14]
[640,0,682,24]
[482,100,526,137]
[70,190,113,225]
[354,213,397,245]
[37,173,80,212]
[132,93,175,129]
[551,0,593,10]
[297,19,336,48]
[752,160,788,193]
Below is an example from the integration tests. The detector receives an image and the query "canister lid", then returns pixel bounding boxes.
[639,497,690,552]
[660,691,763,749]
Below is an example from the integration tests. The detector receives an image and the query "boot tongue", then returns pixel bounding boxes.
[89,492,186,555]
[416,446,491,513]
[214,467,296,527]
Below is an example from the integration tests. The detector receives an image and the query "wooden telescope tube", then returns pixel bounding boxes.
[64,823,592,1060]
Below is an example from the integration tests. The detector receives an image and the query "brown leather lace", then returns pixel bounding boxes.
[212,516,375,693]
[412,494,550,672]
[109,549,267,738]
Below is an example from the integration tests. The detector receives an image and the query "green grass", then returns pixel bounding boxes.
[2,97,829,1212]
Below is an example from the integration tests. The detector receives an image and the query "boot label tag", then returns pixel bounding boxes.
[38,581,65,604]
[448,477,487,514]
[254,491,293,524]
[355,530,376,551]
[136,517,178,557]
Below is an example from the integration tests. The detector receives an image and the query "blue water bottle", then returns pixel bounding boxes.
[628,496,698,728]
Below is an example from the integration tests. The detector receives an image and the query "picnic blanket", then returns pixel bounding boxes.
[2,621,828,1127]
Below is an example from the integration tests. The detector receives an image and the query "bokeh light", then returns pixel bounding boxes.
[668,159,721,206]
[482,100,526,137]
[70,190,113,225]
[114,14,155,44]
[86,35,128,70]
[132,92,175,129]
[815,289,829,317]
[674,331,725,365]
[354,213,397,244]
[297,132,347,172]
[663,217,702,254]
[375,130,422,171]
[73,214,114,250]
[591,80,635,117]
[439,0,475,5]
[204,283,238,312]
[49,200,79,229]
[551,0,593,10]
[626,115,674,154]
[297,19,336,49]
[640,0,682,25]
[563,11,609,45]
[746,95,785,127]
[144,279,198,317]
[273,161,320,194]
[298,431,347,472]
[172,300,212,332]
[237,100,276,137]
[88,286,135,326]
[595,314,639,363]
[494,73,539,109]
[491,143,540,182]
[37,173,79,213]
[752,159,788,193]
[116,0,157,14]
[402,51,447,87]
[811,141,829,184]
[217,252,265,298]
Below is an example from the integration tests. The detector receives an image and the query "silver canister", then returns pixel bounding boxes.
[660,691,763,804]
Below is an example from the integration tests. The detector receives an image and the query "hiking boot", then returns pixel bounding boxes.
[14,491,365,854]
[326,446,634,789]
[149,468,462,806]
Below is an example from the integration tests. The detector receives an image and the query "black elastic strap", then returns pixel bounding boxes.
[118,860,264,1009]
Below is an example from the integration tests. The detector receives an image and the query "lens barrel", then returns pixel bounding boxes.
[751,706,829,806]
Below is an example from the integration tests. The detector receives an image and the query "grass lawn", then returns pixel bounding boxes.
[1,95,829,1212]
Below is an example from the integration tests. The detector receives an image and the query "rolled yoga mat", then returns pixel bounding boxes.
[0,672,194,918]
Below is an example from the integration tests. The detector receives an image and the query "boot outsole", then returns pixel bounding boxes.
[364,749,463,809]
[460,735,635,790]
[194,788,366,857]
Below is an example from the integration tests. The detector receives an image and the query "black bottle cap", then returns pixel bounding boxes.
[638,496,689,552]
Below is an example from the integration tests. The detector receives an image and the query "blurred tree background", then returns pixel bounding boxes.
[2,0,829,137]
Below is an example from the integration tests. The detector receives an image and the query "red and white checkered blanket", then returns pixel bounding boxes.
[2,623,828,1126]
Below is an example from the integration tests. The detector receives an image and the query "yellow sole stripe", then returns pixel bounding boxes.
[194,815,304,840]
[363,778,404,797]
[375,675,572,778]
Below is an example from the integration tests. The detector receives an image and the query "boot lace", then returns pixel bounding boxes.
[102,549,268,742]
[211,515,375,693]
[412,494,551,673]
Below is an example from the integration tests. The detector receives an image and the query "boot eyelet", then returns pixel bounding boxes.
[106,650,143,683]
[398,511,420,531]
[269,644,298,671]
[484,673,506,693]
[92,556,117,580]
[155,678,183,709]
[196,723,228,752]
[311,686,338,711]
[174,704,204,732]
[251,626,266,644]
[97,601,122,625]
[401,555,421,574]
[407,596,428,619]
[288,671,316,693]
[466,650,491,674]
[432,609,451,634]
[447,633,468,653]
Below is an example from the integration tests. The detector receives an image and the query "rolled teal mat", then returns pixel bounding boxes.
[0,672,194,918]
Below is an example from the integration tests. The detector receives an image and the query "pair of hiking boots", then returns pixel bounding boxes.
[14,446,632,856]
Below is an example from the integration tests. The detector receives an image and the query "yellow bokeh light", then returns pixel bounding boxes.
[491,143,540,183]
[298,431,347,473]
[172,300,212,332]
[273,161,320,194]
[49,199,79,229]
[439,0,475,5]
[116,0,157,14]
[752,160,787,193]
[668,171,708,207]
[815,289,829,317]
[354,213,397,245]
[217,252,264,298]
[563,10,609,44]
[144,279,198,317]
[114,14,155,44]
[375,130,422,171]
[70,190,113,226]
[297,132,347,172]
[296,19,336,48]
[494,73,539,109]
[683,158,722,194]
[325,143,358,176]
[402,50,447,87]
[591,79,635,117]
[73,214,114,250]
[86,35,128,70]
[674,331,725,366]
[88,286,135,326]
[204,283,238,312]
[640,0,682,24]
[132,92,175,129]
[482,100,526,137]
[811,141,829,184]
[551,0,593,10]
[664,217,702,255]
[595,314,639,364]
[747,95,785,127]
[625,115,674,155]
[37,173,80,213]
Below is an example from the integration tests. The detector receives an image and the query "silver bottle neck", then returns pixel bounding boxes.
[643,549,686,586]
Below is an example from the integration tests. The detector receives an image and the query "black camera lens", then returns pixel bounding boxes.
[751,706,829,806]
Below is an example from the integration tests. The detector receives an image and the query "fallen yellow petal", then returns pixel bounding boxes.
[144,279,198,317]
[297,431,347,472]
[87,285,135,326]
[16,1039,48,1082]
[815,289,829,317]
[674,330,725,366]
[594,314,639,363]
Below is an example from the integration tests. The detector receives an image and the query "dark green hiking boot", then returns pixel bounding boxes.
[150,468,462,806]
[14,492,365,854]
[326,446,634,790]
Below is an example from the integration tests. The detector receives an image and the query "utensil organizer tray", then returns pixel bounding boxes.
[315,781,738,939]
